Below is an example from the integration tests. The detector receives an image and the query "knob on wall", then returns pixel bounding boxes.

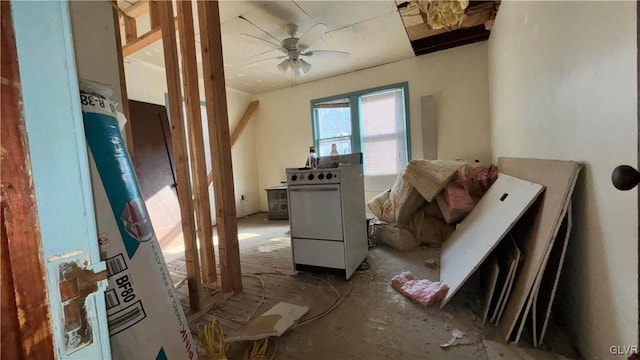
[611,165,640,190]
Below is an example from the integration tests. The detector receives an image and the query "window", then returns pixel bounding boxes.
[311,82,410,176]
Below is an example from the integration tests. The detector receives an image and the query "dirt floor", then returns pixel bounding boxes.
[164,213,575,360]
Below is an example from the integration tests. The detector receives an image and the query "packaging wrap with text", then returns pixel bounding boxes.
[80,80,196,360]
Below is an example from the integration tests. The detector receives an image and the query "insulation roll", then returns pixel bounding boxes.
[80,81,197,359]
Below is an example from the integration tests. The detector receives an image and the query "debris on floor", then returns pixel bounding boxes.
[367,157,581,352]
[372,221,420,250]
[368,160,497,252]
[424,258,439,269]
[226,302,309,343]
[390,271,448,307]
[483,340,572,359]
[440,328,465,348]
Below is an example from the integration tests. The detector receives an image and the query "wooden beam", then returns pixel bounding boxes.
[123,0,149,18]
[207,100,259,186]
[123,15,137,44]
[158,0,202,310]
[121,17,177,57]
[231,101,259,147]
[1,2,55,357]
[177,0,217,286]
[113,7,135,161]
[410,24,490,56]
[148,0,159,29]
[197,0,242,293]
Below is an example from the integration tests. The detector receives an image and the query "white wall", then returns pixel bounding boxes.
[124,60,167,105]
[226,88,260,218]
[253,42,491,210]
[488,2,637,358]
[123,59,260,219]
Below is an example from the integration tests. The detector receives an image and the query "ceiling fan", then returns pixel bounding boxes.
[241,23,350,76]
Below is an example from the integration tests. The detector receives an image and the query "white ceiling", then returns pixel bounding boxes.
[123,1,415,95]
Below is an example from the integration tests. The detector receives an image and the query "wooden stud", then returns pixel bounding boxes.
[197,0,243,293]
[1,2,55,357]
[123,0,149,18]
[112,7,135,162]
[157,0,202,310]
[123,15,137,44]
[149,0,159,29]
[122,26,161,57]
[122,17,177,57]
[208,100,259,186]
[177,0,217,286]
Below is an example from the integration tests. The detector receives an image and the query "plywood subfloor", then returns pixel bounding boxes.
[164,213,576,360]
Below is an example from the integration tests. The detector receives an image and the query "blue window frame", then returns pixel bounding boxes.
[311,82,410,176]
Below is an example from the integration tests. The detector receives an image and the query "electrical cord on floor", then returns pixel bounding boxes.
[234,274,266,324]
[198,319,228,360]
[244,338,277,360]
[245,271,352,329]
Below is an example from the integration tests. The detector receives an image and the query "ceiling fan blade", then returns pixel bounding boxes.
[301,50,350,60]
[246,55,287,67]
[240,34,286,53]
[298,23,328,50]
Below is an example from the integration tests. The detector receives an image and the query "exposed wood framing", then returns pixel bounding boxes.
[113,7,135,161]
[207,100,259,186]
[1,2,55,357]
[177,0,217,286]
[122,17,177,57]
[198,0,243,293]
[123,15,137,44]
[157,0,202,310]
[410,24,490,56]
[123,0,149,18]
[148,0,159,29]
[231,101,259,147]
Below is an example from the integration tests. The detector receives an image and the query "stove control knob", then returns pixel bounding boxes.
[326,173,333,180]
[318,173,325,180]
[291,174,297,181]
[308,174,314,180]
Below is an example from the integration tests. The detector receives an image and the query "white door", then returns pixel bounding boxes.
[12,1,111,358]
[288,184,343,241]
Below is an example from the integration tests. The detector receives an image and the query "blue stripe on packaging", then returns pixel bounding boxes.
[83,111,144,259]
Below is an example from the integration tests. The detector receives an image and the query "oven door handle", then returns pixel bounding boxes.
[289,187,338,192]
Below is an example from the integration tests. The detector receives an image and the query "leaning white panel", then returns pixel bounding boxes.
[440,173,544,308]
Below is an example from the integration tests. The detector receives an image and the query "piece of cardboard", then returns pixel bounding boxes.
[488,239,515,324]
[495,158,580,342]
[481,255,500,327]
[440,173,544,307]
[496,238,521,324]
[226,302,309,343]
[532,204,572,347]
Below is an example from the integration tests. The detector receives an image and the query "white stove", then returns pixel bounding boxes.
[287,168,340,185]
[286,164,367,279]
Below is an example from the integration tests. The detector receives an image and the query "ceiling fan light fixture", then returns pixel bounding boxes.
[299,59,311,74]
[277,59,290,72]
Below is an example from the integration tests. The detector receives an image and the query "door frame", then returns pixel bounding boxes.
[0,1,55,358]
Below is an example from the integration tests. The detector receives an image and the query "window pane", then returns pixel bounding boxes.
[360,88,406,175]
[314,98,351,140]
[319,137,351,157]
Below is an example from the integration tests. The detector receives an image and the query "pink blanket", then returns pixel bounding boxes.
[391,272,449,307]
